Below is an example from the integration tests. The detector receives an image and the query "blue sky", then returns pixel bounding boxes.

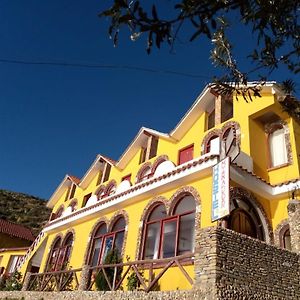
[0,0,298,200]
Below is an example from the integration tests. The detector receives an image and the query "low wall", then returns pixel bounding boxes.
[194,227,300,299]
[0,290,201,300]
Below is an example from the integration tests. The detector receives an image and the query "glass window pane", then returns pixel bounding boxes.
[114,231,125,256]
[112,217,126,231]
[56,248,66,271]
[178,213,195,255]
[95,224,107,237]
[90,238,102,267]
[175,196,196,215]
[62,246,71,270]
[102,236,114,263]
[8,256,20,274]
[162,220,177,258]
[64,234,73,246]
[269,128,288,166]
[148,204,167,221]
[144,222,161,259]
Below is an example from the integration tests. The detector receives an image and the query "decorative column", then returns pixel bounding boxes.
[21,272,32,291]
[215,95,222,126]
[287,199,300,253]
[78,265,91,291]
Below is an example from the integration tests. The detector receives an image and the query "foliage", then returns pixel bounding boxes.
[0,189,51,236]
[95,248,123,291]
[126,269,144,291]
[0,271,22,291]
[99,0,299,97]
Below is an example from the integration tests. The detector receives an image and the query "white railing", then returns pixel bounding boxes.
[16,230,45,271]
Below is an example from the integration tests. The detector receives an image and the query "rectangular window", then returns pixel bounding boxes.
[149,136,158,159]
[7,256,22,274]
[102,164,111,183]
[139,147,147,164]
[82,192,92,208]
[207,109,215,130]
[65,183,76,201]
[178,145,194,165]
[139,135,159,164]
[221,96,233,123]
[69,184,76,199]
[269,128,288,167]
[122,174,131,182]
[96,170,103,186]
[162,219,177,258]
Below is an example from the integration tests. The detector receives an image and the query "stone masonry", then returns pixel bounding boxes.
[288,199,300,253]
[194,227,300,299]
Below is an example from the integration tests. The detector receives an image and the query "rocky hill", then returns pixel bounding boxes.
[0,189,51,237]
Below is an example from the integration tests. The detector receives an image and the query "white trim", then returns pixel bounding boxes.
[44,156,218,233]
[230,165,300,199]
[116,127,174,169]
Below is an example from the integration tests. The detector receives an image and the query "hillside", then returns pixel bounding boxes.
[0,189,51,237]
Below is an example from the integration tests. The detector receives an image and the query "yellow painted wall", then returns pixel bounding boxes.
[0,248,27,272]
[19,87,300,291]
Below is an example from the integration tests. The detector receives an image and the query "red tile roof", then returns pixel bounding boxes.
[101,155,117,165]
[0,219,35,242]
[68,175,81,185]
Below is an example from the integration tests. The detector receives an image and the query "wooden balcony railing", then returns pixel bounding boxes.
[26,253,194,292]
[27,268,82,291]
[88,253,194,292]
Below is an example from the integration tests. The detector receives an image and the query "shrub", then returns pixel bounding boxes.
[0,271,22,291]
[95,249,122,291]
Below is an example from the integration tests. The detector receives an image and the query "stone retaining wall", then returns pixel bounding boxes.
[194,227,300,299]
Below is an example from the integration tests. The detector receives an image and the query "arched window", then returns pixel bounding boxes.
[151,156,169,175]
[102,181,116,198]
[88,217,126,267]
[280,225,291,250]
[222,127,236,145]
[204,135,219,154]
[46,237,62,271]
[142,196,196,259]
[137,165,152,183]
[46,233,74,272]
[143,204,167,259]
[268,124,288,167]
[57,233,74,270]
[95,186,105,200]
[173,196,196,255]
[55,206,64,219]
[69,200,77,212]
[88,223,107,267]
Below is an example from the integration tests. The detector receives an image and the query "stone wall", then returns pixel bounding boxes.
[195,227,300,299]
[0,290,202,300]
[288,199,300,253]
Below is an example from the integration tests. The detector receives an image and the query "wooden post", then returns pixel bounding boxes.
[21,272,32,291]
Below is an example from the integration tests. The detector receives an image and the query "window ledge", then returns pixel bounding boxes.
[267,163,291,172]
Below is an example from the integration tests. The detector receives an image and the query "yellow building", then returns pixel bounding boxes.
[17,82,300,292]
[0,219,35,277]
